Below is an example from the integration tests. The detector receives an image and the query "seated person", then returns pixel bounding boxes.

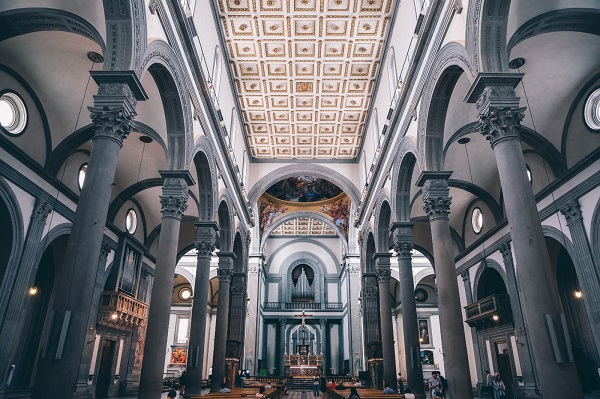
[348,387,361,399]
[403,388,415,399]
[219,383,231,393]
[383,383,395,394]
[353,381,362,387]
[167,387,177,398]
[336,382,346,390]
[328,381,337,390]
[264,382,273,389]
[256,386,266,398]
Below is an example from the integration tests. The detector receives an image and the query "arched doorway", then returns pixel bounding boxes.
[18,234,69,388]
[547,237,600,392]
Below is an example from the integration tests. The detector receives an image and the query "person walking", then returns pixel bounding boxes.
[397,373,405,394]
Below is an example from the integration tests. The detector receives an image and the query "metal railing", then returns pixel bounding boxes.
[464,294,511,327]
[264,302,343,310]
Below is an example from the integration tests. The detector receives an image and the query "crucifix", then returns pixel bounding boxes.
[295,309,313,354]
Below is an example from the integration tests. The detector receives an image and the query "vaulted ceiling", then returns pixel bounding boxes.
[216,0,394,160]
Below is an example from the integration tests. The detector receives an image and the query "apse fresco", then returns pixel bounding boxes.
[266,176,343,202]
[259,193,350,237]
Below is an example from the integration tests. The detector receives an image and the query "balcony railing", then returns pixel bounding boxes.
[464,294,512,328]
[264,302,343,310]
[98,291,148,331]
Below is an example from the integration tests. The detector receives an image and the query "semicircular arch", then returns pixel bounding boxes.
[248,165,360,205]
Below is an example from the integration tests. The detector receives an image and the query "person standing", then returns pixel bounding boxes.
[179,370,187,395]
[397,372,405,394]
[314,375,320,397]
[492,374,506,399]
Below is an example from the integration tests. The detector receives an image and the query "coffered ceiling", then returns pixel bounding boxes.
[271,217,337,236]
[216,0,394,160]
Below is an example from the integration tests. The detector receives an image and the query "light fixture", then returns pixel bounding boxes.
[28,287,38,296]
[574,289,583,299]
[419,337,424,343]
[492,314,499,321]
[111,312,119,321]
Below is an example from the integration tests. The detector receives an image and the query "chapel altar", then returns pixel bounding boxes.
[284,353,323,377]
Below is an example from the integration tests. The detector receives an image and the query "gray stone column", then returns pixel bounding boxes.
[560,199,600,354]
[320,319,328,374]
[416,172,473,399]
[138,170,194,399]
[244,254,263,375]
[0,195,52,386]
[186,222,218,395]
[278,318,286,377]
[210,253,235,390]
[391,223,425,398]
[32,71,146,399]
[466,73,582,398]
[374,253,397,391]
[498,242,538,396]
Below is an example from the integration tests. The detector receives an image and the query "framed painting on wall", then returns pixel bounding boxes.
[170,347,187,365]
[418,318,430,346]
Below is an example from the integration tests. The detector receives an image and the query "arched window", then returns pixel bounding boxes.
[211,46,223,101]
[372,108,380,151]
[387,47,398,104]
[229,108,237,149]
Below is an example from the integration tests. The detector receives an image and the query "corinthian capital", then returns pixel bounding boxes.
[498,242,512,262]
[559,198,583,225]
[195,221,219,259]
[376,267,391,283]
[32,195,53,222]
[391,222,413,258]
[416,172,453,222]
[216,267,233,282]
[478,105,526,148]
[89,105,134,146]
[159,170,195,220]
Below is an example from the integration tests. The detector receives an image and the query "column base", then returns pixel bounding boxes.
[0,388,30,399]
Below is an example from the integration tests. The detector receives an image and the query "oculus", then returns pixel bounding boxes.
[78,163,88,191]
[126,208,138,234]
[178,287,192,301]
[584,87,600,131]
[0,92,27,135]
[471,207,483,234]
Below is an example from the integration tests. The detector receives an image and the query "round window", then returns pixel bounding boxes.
[179,287,192,301]
[0,92,27,135]
[471,207,483,234]
[584,88,600,131]
[126,208,138,234]
[78,163,88,191]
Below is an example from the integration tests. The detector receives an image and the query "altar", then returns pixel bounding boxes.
[284,353,322,377]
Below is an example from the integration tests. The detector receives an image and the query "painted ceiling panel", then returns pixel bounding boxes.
[216,0,394,160]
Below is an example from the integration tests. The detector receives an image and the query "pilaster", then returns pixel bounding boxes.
[560,198,600,354]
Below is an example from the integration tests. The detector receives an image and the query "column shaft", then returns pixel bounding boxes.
[32,74,145,398]
[375,254,397,391]
[210,254,234,390]
[138,171,193,399]
[417,173,473,399]
[345,255,362,375]
[392,223,425,398]
[186,222,218,395]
